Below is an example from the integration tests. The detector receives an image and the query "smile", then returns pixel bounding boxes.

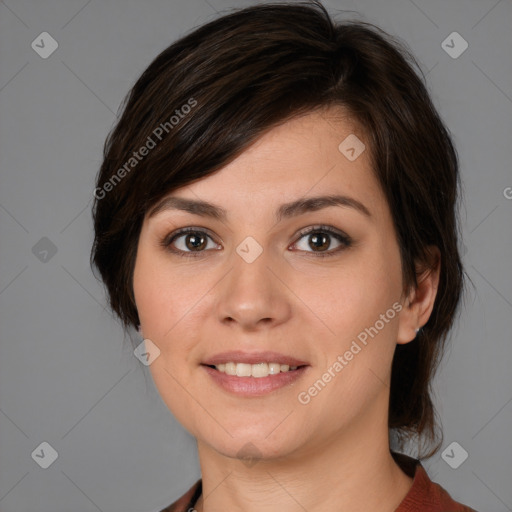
[211,362,300,377]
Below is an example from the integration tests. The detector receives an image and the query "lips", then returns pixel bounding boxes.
[200,350,310,396]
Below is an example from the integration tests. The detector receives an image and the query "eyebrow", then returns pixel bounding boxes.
[148,194,372,221]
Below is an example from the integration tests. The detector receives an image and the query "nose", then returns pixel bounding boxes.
[215,244,292,331]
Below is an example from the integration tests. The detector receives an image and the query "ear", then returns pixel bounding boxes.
[397,245,441,345]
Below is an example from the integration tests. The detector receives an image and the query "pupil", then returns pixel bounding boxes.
[310,233,329,251]
[186,233,206,251]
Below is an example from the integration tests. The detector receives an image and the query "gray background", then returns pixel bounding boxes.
[0,0,511,511]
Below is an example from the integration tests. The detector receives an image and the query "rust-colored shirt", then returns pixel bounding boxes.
[159,452,477,512]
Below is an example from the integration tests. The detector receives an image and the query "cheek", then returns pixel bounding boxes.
[133,243,213,359]
[299,248,401,344]
[134,239,179,322]
[133,248,162,329]
[295,259,401,426]
[133,241,181,339]
[133,246,205,427]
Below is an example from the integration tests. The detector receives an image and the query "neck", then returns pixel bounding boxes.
[193,400,413,512]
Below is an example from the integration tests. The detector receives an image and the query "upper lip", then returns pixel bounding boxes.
[202,351,309,367]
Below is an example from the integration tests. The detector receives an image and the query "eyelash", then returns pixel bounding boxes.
[160,225,352,259]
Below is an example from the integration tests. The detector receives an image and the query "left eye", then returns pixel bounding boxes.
[291,227,351,255]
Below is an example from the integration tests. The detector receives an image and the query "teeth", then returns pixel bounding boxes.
[268,362,282,375]
[214,362,299,377]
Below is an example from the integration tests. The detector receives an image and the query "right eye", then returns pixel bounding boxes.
[161,228,222,257]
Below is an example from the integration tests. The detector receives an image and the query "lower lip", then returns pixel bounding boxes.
[201,365,309,396]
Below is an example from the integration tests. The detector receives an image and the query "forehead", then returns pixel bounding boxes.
[150,107,388,222]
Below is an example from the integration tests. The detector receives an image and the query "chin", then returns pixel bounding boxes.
[197,422,304,463]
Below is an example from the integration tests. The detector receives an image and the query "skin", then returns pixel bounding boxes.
[133,107,440,512]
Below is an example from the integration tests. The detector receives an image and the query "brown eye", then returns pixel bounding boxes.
[162,228,221,256]
[308,232,330,252]
[183,232,207,251]
[291,226,352,257]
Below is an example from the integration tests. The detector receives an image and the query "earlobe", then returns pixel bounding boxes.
[396,290,420,345]
[396,246,441,345]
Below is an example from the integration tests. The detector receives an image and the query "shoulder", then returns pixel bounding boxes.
[392,452,478,512]
[158,479,202,512]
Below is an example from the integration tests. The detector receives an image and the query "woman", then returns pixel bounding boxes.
[91,2,477,510]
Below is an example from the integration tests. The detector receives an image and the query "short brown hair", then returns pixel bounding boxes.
[91,0,466,458]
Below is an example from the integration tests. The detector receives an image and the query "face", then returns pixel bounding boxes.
[133,107,411,462]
